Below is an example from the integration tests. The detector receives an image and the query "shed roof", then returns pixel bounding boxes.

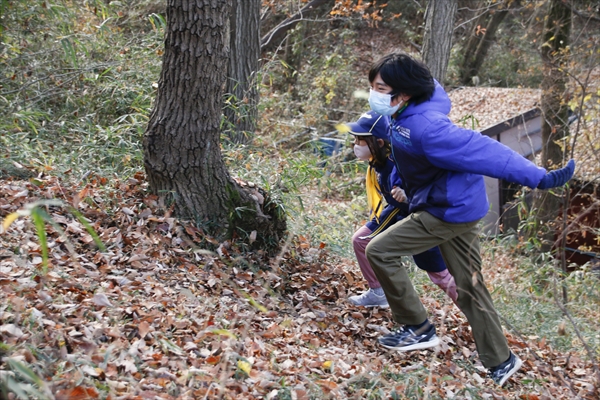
[447,86,599,180]
[448,87,541,131]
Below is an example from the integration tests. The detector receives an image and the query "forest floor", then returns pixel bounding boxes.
[2,2,600,399]
[1,172,598,400]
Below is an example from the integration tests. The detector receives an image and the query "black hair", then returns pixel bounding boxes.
[361,135,390,169]
[368,53,435,105]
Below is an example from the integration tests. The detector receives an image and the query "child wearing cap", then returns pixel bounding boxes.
[340,111,458,308]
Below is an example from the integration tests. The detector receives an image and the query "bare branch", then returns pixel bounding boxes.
[551,277,600,376]
[260,0,333,51]
[564,2,600,23]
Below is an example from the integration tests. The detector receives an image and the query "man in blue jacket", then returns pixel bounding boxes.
[364,52,575,387]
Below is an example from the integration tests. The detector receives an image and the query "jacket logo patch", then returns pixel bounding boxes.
[392,126,412,147]
[394,126,411,138]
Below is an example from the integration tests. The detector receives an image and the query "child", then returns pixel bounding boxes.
[340,111,458,308]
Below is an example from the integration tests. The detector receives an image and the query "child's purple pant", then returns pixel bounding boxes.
[352,225,458,303]
[352,225,381,288]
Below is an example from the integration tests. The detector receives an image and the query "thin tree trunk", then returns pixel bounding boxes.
[281,9,308,97]
[461,11,489,62]
[422,0,457,85]
[224,0,260,144]
[459,1,510,86]
[468,7,509,84]
[540,1,572,171]
[532,0,572,264]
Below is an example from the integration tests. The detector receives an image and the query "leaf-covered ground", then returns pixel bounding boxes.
[0,174,598,399]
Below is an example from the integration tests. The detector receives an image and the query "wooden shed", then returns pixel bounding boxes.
[478,108,544,234]
[448,87,544,235]
[448,86,599,266]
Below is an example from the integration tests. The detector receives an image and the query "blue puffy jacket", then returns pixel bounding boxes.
[389,82,547,223]
[363,157,446,273]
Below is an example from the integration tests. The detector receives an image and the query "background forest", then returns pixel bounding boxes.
[0,0,599,399]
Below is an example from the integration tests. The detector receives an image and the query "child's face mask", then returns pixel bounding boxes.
[353,144,371,161]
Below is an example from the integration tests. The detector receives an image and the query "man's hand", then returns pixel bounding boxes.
[391,186,407,203]
[537,159,575,190]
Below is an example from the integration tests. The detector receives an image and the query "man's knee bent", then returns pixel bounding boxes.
[365,236,385,262]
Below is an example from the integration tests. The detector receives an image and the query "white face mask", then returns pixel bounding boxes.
[353,143,372,161]
[368,88,401,116]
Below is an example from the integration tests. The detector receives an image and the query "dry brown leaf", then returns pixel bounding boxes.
[138,320,151,338]
[91,293,113,307]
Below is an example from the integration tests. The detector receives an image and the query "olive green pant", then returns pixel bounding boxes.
[365,211,509,368]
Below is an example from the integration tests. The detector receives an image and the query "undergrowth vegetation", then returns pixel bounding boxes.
[1,0,599,398]
[1,0,162,178]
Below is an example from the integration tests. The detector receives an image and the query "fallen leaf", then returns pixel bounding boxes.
[138,320,151,338]
[91,293,113,307]
[206,355,221,365]
[316,379,338,390]
[0,324,24,337]
[238,360,252,375]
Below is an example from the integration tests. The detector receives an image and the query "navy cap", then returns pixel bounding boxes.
[345,111,389,140]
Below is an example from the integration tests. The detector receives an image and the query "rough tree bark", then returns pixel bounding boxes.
[422,0,457,85]
[459,1,510,86]
[143,0,286,253]
[532,0,572,252]
[224,0,260,144]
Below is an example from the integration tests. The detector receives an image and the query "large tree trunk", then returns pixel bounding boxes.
[531,0,572,253]
[143,0,286,253]
[459,1,510,86]
[422,0,457,85]
[224,0,261,144]
[144,0,230,221]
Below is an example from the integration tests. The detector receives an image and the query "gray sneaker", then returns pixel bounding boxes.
[348,289,389,308]
[378,323,440,351]
[489,352,522,386]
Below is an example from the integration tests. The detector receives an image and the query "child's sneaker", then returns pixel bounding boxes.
[488,352,522,386]
[348,289,389,308]
[378,323,440,351]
